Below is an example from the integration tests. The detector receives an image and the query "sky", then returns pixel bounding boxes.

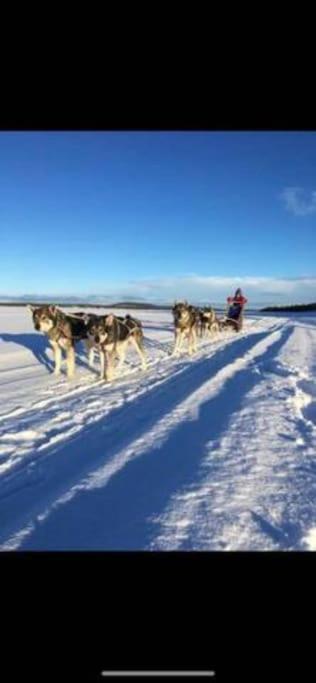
[0,131,316,305]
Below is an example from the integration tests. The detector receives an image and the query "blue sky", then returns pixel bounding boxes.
[0,131,316,305]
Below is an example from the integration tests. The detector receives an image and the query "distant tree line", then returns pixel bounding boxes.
[261,303,316,312]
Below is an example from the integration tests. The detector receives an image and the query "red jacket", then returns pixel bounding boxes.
[227,295,248,306]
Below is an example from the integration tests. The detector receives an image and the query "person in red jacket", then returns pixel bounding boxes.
[226,288,248,323]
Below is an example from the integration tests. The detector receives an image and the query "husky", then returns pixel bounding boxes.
[199,306,220,337]
[172,301,199,356]
[83,312,124,371]
[28,304,91,379]
[85,313,147,380]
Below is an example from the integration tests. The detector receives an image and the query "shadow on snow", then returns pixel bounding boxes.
[4,325,294,550]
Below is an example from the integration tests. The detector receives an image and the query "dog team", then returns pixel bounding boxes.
[28,290,247,382]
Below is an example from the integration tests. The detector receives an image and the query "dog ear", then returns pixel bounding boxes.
[48,305,56,315]
[27,304,35,312]
[105,314,114,325]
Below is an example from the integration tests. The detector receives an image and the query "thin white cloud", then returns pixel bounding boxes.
[87,275,316,305]
[281,187,316,216]
[5,276,316,306]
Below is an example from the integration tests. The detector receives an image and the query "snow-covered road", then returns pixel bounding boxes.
[1,307,316,550]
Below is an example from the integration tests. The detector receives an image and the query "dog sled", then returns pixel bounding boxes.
[220,301,245,332]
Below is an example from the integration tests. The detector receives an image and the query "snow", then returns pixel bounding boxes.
[0,306,316,550]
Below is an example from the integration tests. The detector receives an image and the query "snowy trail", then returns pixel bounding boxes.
[1,307,316,550]
[150,324,316,550]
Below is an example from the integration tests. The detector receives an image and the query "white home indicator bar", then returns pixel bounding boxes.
[101,673,215,678]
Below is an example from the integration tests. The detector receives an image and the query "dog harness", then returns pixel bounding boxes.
[48,309,86,343]
[99,315,142,353]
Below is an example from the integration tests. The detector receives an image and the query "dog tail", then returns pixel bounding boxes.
[125,314,143,330]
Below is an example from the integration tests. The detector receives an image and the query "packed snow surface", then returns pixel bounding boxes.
[1,306,316,550]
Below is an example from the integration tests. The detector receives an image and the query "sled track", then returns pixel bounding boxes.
[0,319,287,549]
[0,320,281,471]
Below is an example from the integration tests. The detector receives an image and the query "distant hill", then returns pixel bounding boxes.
[261,303,316,312]
[0,299,172,310]
[111,301,171,310]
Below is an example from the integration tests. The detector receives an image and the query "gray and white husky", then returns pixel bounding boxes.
[171,302,199,356]
[199,306,220,337]
[28,304,92,379]
[84,313,147,380]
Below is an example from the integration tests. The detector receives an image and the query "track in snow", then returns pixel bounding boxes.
[1,308,316,550]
